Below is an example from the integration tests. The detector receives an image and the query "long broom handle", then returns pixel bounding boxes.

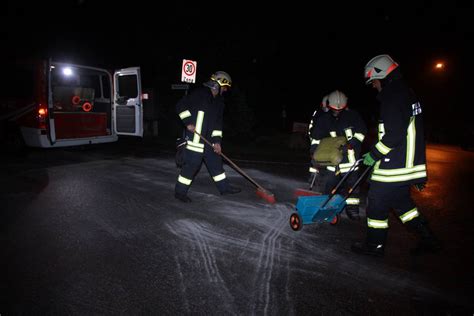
[193,131,266,191]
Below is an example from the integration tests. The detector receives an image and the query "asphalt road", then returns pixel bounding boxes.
[1,141,473,315]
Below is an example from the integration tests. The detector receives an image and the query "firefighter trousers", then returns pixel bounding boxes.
[366,182,423,245]
[175,147,230,196]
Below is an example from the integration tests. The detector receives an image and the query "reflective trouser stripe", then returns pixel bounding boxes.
[213,172,226,182]
[178,175,192,186]
[367,218,389,229]
[330,131,337,137]
[309,167,317,173]
[399,207,419,223]
[346,198,360,205]
[311,139,319,145]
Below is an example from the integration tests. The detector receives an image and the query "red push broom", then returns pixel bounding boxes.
[294,169,322,197]
[194,131,276,204]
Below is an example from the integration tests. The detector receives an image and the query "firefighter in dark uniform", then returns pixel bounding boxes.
[352,54,441,256]
[174,71,241,203]
[308,94,329,179]
[310,90,367,220]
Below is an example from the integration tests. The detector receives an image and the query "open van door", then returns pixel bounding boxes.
[47,59,57,145]
[113,67,143,137]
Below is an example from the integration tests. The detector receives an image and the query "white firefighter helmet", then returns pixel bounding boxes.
[364,54,399,84]
[204,71,232,90]
[327,90,348,111]
[210,71,232,87]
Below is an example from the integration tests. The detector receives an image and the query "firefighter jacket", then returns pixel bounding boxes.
[176,87,224,154]
[369,77,427,185]
[308,108,327,152]
[311,109,367,173]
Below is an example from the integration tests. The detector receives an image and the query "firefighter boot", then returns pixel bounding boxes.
[175,192,192,203]
[409,220,442,255]
[351,228,386,257]
[345,206,360,221]
[220,185,241,195]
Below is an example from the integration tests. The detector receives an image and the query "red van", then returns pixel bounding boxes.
[0,59,143,152]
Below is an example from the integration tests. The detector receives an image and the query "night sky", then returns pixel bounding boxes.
[2,1,473,137]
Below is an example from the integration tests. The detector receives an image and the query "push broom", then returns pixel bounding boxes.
[294,169,322,197]
[193,131,276,204]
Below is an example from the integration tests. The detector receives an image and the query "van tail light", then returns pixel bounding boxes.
[37,104,48,129]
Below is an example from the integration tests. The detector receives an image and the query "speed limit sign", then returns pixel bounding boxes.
[181,59,197,83]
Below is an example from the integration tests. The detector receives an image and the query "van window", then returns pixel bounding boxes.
[101,75,111,99]
[81,74,102,98]
[117,75,138,99]
[51,66,109,113]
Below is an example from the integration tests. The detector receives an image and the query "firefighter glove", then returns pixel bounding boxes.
[363,152,376,166]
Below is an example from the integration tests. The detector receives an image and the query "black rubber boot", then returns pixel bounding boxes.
[410,237,442,256]
[409,220,442,255]
[352,227,387,257]
[220,186,241,195]
[345,207,360,221]
[175,192,192,203]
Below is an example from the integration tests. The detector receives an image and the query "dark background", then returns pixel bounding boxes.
[2,1,473,143]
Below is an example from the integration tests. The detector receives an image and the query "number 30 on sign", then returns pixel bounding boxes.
[181,59,197,83]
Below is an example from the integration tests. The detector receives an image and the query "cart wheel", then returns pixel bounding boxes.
[329,214,340,225]
[290,213,303,231]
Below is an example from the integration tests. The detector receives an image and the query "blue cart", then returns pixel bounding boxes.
[290,160,372,231]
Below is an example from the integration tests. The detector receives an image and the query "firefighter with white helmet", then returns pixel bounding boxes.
[203,71,232,90]
[351,54,441,257]
[308,94,330,178]
[327,90,348,112]
[310,90,367,220]
[364,54,399,85]
[175,70,240,202]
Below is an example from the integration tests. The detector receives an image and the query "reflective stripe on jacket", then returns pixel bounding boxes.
[369,78,427,184]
